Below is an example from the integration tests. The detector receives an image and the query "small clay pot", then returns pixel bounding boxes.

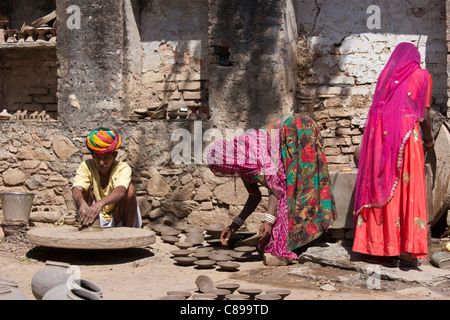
[175,241,193,249]
[160,295,186,300]
[161,229,181,237]
[174,256,197,266]
[206,289,230,300]
[265,289,291,300]
[185,226,203,233]
[0,279,27,300]
[216,283,240,294]
[161,236,179,244]
[237,288,263,300]
[217,261,240,272]
[194,259,216,269]
[166,291,191,299]
[234,246,256,253]
[208,253,231,262]
[195,275,215,293]
[31,261,72,300]
[225,294,250,300]
[170,249,192,257]
[192,252,211,260]
[192,293,217,300]
[255,294,282,300]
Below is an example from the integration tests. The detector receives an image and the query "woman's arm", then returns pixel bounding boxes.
[220,180,262,245]
[420,74,434,151]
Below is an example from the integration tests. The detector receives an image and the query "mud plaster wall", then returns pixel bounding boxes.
[0,0,449,231]
[294,0,447,170]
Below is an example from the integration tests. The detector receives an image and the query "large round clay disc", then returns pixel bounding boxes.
[27,226,156,250]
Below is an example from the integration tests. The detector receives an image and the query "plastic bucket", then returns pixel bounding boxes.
[0,192,35,222]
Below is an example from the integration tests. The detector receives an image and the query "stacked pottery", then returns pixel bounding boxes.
[0,279,27,300]
[31,261,73,300]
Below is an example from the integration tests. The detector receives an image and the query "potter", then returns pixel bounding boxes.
[72,128,142,229]
[180,305,215,318]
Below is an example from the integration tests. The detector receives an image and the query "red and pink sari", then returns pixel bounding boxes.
[353,43,431,258]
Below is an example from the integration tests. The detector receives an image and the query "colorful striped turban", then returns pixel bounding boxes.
[86,127,121,155]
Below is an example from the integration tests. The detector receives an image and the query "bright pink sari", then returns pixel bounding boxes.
[354,43,429,223]
[207,126,298,259]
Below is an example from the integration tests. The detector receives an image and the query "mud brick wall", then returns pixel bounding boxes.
[0,47,58,118]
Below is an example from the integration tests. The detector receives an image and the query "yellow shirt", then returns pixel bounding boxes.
[73,159,132,222]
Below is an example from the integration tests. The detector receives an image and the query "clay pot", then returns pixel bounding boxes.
[42,278,103,300]
[24,28,35,42]
[173,256,197,266]
[161,235,179,244]
[206,289,230,300]
[161,229,181,237]
[265,289,291,300]
[31,261,72,300]
[205,223,224,239]
[5,30,17,43]
[160,295,186,300]
[255,294,282,300]
[168,110,179,119]
[230,251,252,262]
[0,279,27,300]
[170,249,192,257]
[194,259,216,269]
[217,261,240,272]
[226,294,250,300]
[195,275,215,293]
[185,234,204,246]
[175,241,193,249]
[193,246,214,253]
[166,291,191,299]
[192,294,217,300]
[237,288,263,300]
[216,282,240,293]
[234,246,256,253]
[185,226,203,234]
[192,252,211,260]
[208,253,231,262]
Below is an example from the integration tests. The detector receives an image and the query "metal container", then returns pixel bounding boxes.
[0,192,35,222]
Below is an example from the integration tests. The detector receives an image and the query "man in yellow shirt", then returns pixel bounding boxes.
[72,128,142,228]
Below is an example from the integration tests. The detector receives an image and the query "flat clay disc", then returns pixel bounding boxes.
[27,226,156,250]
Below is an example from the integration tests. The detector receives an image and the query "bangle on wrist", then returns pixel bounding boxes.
[424,137,434,147]
[232,216,244,228]
[264,214,277,225]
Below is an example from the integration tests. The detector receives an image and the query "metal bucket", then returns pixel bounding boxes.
[0,192,35,222]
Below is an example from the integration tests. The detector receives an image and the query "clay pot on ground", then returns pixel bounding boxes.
[265,289,291,300]
[226,294,250,300]
[194,259,216,269]
[255,294,282,300]
[173,256,197,266]
[217,261,240,272]
[237,288,263,300]
[206,289,230,300]
[216,283,240,293]
[205,223,225,239]
[42,278,103,300]
[31,261,73,300]
[5,30,17,43]
[166,291,191,299]
[187,106,199,120]
[195,275,215,293]
[0,279,27,300]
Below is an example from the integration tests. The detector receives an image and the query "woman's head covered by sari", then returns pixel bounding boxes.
[354,42,429,221]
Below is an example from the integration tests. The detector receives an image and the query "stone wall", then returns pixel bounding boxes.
[0,48,58,118]
[0,0,449,232]
[294,0,447,170]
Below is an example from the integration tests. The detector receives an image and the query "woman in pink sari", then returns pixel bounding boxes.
[352,42,434,266]
[207,114,336,264]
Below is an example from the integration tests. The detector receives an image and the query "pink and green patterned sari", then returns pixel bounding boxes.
[207,113,336,259]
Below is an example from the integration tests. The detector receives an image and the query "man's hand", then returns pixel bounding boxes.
[80,201,103,227]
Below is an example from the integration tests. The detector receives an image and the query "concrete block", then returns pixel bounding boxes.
[329,169,357,229]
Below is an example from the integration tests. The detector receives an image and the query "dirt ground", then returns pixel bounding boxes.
[0,223,449,301]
